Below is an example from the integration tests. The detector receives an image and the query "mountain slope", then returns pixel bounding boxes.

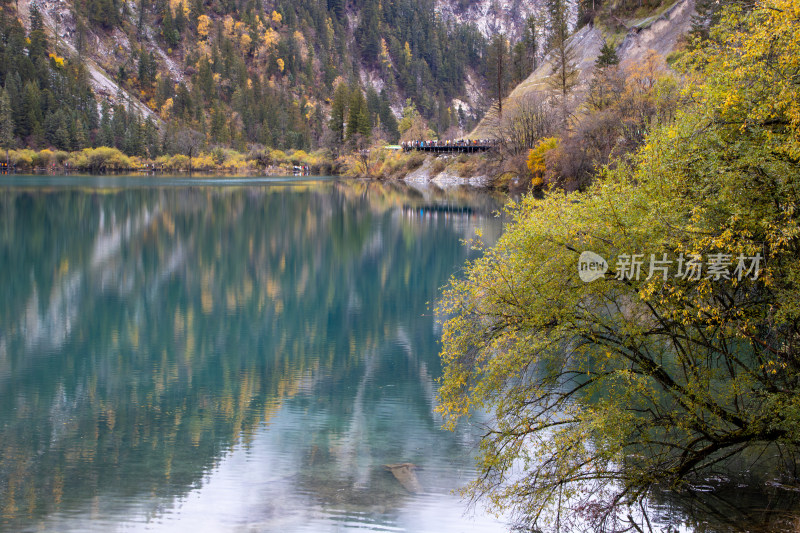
[471,0,695,137]
[5,0,508,156]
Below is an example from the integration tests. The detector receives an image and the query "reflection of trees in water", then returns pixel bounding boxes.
[647,475,800,532]
[0,181,505,529]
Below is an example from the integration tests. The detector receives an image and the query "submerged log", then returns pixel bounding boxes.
[383,463,422,493]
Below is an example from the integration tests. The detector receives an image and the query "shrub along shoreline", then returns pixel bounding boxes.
[1,147,337,175]
[1,144,506,189]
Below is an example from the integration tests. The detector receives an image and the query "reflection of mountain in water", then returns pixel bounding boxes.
[0,180,506,531]
[2,180,788,532]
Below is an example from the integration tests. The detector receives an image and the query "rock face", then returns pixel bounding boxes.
[471,0,696,137]
[403,157,490,187]
[617,0,696,64]
[384,463,423,493]
[17,0,161,122]
[435,0,547,41]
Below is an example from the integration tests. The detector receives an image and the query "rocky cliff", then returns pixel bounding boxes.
[472,0,695,137]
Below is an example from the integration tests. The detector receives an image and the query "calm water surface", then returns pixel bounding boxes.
[2,176,797,533]
[0,176,508,532]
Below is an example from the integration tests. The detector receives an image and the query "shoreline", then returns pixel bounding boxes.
[1,147,511,190]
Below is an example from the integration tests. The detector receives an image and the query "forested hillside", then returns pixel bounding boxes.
[1,0,501,161]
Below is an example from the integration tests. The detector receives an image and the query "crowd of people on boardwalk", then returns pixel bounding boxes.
[401,139,495,151]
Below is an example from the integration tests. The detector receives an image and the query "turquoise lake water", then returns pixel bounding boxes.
[0,175,797,532]
[0,176,510,532]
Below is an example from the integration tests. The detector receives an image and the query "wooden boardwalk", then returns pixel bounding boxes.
[402,141,493,153]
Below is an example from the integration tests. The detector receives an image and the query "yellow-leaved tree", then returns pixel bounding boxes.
[437,2,800,531]
[526,137,558,186]
[197,15,211,40]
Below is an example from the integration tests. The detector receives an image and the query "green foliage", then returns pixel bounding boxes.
[595,40,619,68]
[0,89,14,149]
[346,87,371,143]
[437,1,800,530]
[486,34,511,116]
[0,13,99,151]
[397,99,434,141]
[546,0,578,123]
[329,82,349,145]
[16,0,489,158]
[161,7,180,48]
[76,0,121,29]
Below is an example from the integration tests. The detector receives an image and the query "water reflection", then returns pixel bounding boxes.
[0,177,506,532]
[2,177,790,532]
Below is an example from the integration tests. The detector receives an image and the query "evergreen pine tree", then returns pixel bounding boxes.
[74,14,87,56]
[21,81,43,140]
[588,40,622,111]
[0,89,15,163]
[511,41,529,86]
[487,33,509,117]
[328,82,349,145]
[28,7,49,63]
[73,118,89,149]
[189,0,202,28]
[356,0,382,64]
[378,90,399,142]
[162,7,179,47]
[546,0,578,125]
[137,0,146,37]
[595,40,619,68]
[99,100,113,147]
[356,98,371,138]
[175,2,186,33]
[346,88,365,141]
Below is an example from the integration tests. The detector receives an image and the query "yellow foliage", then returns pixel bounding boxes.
[436,2,800,528]
[240,33,252,53]
[37,149,54,165]
[276,58,285,72]
[197,15,211,39]
[526,137,558,186]
[191,153,216,170]
[325,17,335,48]
[271,10,282,24]
[269,149,288,164]
[168,0,189,14]
[48,53,65,68]
[380,38,392,69]
[257,27,279,60]
[223,16,234,36]
[160,97,174,120]
[65,147,132,171]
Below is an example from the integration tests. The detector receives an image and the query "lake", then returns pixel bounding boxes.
[0,176,509,532]
[1,175,797,533]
